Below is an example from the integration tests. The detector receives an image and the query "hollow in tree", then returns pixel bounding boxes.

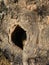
[11,25,27,49]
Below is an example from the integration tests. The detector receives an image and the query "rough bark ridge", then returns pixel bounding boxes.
[0,0,49,65]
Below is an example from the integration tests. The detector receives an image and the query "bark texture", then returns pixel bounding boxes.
[0,0,49,65]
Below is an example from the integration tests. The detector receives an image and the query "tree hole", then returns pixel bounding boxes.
[47,63,49,65]
[11,25,27,49]
[14,0,18,3]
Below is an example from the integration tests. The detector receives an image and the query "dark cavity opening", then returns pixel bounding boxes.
[47,63,49,65]
[14,0,18,3]
[11,25,27,49]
